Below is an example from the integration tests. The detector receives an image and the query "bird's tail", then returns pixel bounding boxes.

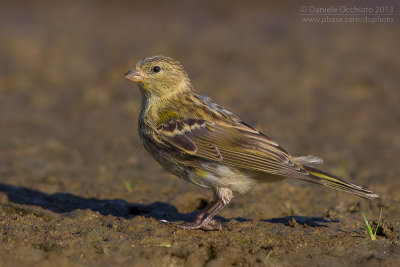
[302,165,379,199]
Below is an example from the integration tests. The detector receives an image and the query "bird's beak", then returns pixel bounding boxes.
[124,70,144,82]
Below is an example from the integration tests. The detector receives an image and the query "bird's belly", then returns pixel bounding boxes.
[188,163,256,194]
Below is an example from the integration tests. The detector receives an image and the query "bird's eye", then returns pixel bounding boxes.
[152,66,161,73]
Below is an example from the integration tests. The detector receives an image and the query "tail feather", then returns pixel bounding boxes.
[302,166,379,199]
[293,155,323,165]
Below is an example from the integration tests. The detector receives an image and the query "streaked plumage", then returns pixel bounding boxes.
[124,55,378,230]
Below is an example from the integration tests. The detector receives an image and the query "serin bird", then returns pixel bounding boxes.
[124,55,378,230]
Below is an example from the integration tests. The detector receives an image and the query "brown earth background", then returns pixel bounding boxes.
[0,0,399,266]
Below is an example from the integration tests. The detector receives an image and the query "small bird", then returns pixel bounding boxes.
[124,55,378,230]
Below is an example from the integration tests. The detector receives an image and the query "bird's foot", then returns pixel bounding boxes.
[173,219,222,230]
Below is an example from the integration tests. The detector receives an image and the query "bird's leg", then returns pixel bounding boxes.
[174,200,225,230]
[197,201,225,227]
[174,188,232,230]
[191,193,219,224]
[173,192,219,228]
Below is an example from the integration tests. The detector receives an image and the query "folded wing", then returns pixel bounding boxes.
[156,118,378,199]
[156,118,314,180]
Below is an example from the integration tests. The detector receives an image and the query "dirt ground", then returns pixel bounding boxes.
[1,1,399,266]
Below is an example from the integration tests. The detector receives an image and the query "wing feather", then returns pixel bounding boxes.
[154,117,378,199]
[162,134,197,154]
[156,118,308,178]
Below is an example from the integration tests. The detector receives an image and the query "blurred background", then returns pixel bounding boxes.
[1,0,399,194]
[0,1,400,194]
[0,0,399,264]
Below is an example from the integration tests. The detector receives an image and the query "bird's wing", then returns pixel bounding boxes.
[156,118,379,199]
[156,118,311,179]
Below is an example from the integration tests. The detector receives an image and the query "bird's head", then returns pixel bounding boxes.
[124,56,192,98]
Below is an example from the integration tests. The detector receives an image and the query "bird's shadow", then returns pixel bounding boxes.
[0,182,214,223]
[0,183,335,227]
[261,216,337,227]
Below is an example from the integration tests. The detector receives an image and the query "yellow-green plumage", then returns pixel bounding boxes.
[157,110,179,124]
[124,55,378,230]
